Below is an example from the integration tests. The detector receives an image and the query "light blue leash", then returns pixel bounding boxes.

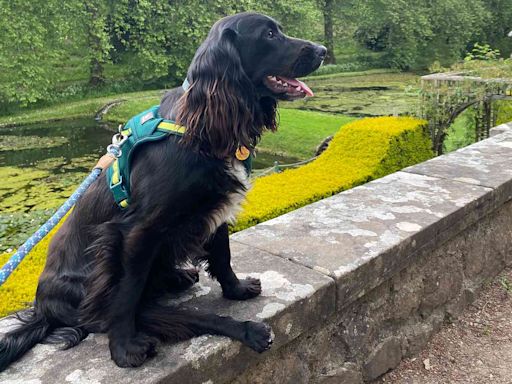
[0,131,127,286]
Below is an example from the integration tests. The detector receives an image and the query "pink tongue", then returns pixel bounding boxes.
[278,76,314,97]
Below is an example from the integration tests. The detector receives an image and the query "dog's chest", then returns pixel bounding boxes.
[204,160,249,235]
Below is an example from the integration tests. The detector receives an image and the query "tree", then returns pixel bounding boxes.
[109,0,248,84]
[351,0,489,70]
[0,0,82,107]
[83,0,111,86]
[318,0,336,64]
[478,0,512,57]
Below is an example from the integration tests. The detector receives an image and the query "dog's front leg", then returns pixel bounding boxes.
[107,225,158,368]
[204,223,262,300]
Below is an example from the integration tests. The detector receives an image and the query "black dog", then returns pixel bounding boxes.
[0,12,325,370]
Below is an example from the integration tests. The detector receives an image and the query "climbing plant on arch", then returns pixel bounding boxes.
[421,62,512,154]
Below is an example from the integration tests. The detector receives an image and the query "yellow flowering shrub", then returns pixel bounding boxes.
[234,116,433,230]
[0,222,62,316]
[0,116,432,316]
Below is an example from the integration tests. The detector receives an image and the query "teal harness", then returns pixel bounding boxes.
[106,105,252,209]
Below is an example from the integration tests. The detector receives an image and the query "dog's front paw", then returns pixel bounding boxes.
[222,277,262,300]
[109,334,157,368]
[243,321,273,353]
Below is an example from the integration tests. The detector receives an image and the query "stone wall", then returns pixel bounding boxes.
[233,197,512,384]
[1,123,512,384]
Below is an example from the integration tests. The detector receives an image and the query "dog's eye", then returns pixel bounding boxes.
[267,30,274,39]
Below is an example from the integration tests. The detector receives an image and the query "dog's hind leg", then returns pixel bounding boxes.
[203,223,262,300]
[138,303,273,353]
[103,222,167,368]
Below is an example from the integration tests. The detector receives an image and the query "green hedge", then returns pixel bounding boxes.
[234,116,433,230]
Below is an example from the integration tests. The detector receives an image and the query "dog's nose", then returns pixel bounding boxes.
[316,45,327,59]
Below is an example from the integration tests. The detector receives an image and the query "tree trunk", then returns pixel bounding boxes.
[89,58,105,86]
[323,0,336,64]
[84,0,107,86]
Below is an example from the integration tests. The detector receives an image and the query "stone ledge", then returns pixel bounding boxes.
[0,243,335,383]
[2,127,512,383]
[232,171,495,308]
[490,122,512,136]
[404,129,512,203]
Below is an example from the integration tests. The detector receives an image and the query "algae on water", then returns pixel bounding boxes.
[0,135,68,152]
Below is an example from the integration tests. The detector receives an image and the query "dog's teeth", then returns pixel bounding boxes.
[296,86,301,91]
[283,82,288,87]
[271,76,277,81]
[277,80,282,84]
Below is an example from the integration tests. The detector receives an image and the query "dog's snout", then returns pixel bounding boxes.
[316,45,327,59]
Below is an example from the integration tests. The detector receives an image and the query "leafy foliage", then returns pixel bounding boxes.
[496,101,512,125]
[0,0,84,106]
[465,43,501,62]
[352,0,490,69]
[0,217,64,317]
[422,53,512,153]
[2,0,512,110]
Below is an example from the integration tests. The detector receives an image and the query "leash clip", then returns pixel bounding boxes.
[112,132,128,147]
[107,132,128,158]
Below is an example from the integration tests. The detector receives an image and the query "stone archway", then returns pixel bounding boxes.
[421,72,512,154]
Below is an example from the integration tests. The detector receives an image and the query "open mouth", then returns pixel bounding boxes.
[263,75,314,100]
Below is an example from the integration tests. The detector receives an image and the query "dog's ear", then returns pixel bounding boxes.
[177,28,260,158]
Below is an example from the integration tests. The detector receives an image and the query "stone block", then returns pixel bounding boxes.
[419,250,463,315]
[319,363,363,384]
[362,337,402,381]
[490,122,512,136]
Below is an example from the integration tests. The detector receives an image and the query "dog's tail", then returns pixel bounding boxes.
[0,308,87,372]
[0,310,50,372]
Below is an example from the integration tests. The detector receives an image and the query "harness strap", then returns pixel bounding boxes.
[108,110,185,209]
[158,121,186,134]
[107,105,253,210]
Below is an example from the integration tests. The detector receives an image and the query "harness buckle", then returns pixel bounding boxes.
[112,132,128,146]
[107,132,129,158]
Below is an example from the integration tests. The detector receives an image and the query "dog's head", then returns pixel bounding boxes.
[177,12,326,158]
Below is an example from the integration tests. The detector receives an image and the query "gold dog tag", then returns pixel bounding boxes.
[235,146,250,161]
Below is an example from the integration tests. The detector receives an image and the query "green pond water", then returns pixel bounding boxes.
[0,119,297,252]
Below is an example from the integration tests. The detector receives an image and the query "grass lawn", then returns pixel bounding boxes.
[0,69,433,162]
[102,96,162,124]
[0,90,164,128]
[260,109,355,158]
[1,70,420,126]
[0,91,353,253]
